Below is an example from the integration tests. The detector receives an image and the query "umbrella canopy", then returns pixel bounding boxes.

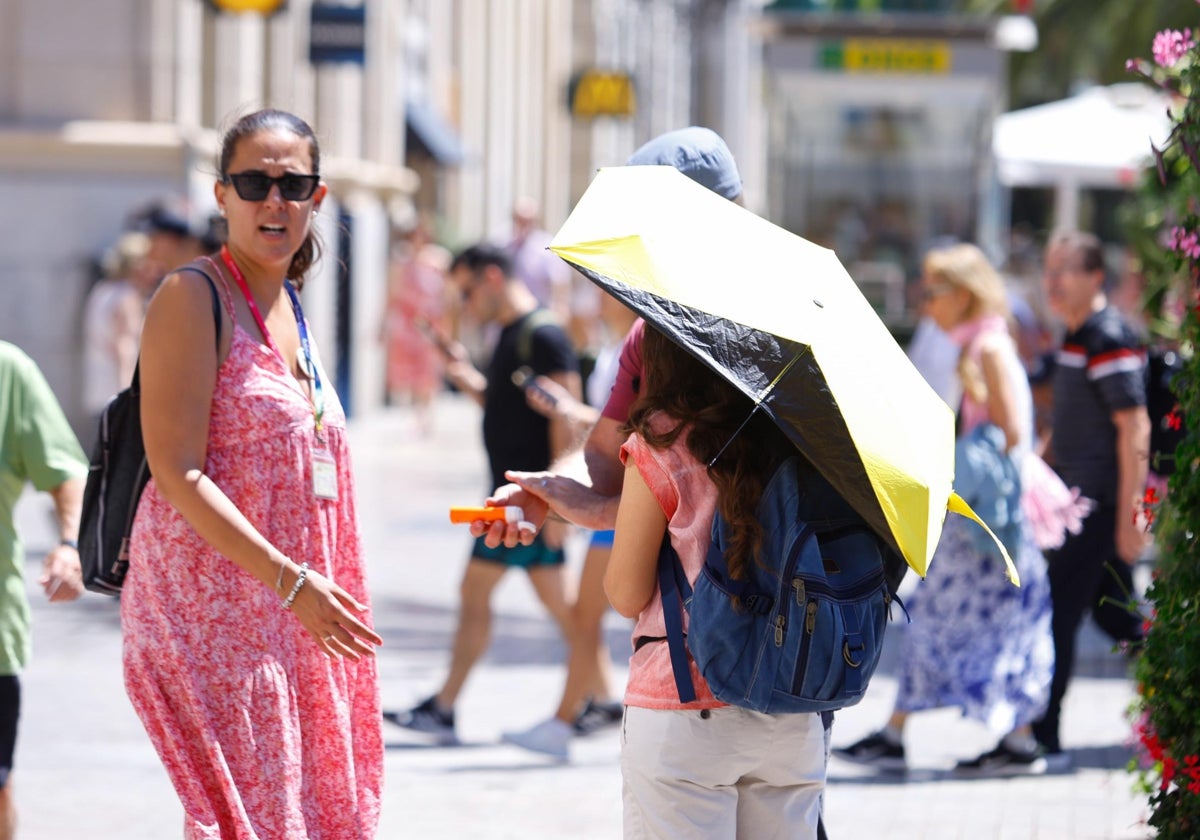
[550,165,1014,581]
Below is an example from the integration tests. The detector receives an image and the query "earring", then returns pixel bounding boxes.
[219,207,226,217]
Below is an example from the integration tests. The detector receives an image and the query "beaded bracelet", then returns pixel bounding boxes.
[282,562,310,609]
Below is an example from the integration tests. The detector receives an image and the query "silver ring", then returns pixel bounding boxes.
[540,478,548,488]
[323,634,335,642]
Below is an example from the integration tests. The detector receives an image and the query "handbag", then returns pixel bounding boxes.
[78,263,223,594]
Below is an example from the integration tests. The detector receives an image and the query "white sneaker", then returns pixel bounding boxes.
[502,717,573,762]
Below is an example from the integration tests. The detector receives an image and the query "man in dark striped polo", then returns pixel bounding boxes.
[1032,229,1150,767]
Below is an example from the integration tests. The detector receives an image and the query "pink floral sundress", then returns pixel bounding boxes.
[121,275,383,840]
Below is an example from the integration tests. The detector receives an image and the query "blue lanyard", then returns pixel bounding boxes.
[284,282,325,433]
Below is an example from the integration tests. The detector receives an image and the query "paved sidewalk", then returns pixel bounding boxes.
[17,393,1151,838]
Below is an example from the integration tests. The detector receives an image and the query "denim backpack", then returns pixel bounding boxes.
[658,455,900,713]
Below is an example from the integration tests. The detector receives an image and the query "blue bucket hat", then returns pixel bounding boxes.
[625,127,742,201]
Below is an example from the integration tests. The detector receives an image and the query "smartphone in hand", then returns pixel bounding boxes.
[511,366,559,408]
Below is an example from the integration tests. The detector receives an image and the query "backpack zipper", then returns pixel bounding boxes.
[772,526,815,647]
[791,568,887,697]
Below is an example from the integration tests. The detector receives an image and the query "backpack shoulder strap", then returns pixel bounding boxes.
[129,263,222,393]
[656,533,697,704]
[516,308,561,369]
[174,262,224,356]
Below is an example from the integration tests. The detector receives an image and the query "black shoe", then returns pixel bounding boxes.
[573,698,624,735]
[832,730,906,772]
[383,696,458,745]
[954,742,1047,777]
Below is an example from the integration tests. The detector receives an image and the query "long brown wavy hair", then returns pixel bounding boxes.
[624,325,795,583]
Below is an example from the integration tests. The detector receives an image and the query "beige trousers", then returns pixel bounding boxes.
[620,705,828,839]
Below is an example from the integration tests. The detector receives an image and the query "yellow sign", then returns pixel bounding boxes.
[820,40,951,74]
[570,71,636,119]
[207,0,287,14]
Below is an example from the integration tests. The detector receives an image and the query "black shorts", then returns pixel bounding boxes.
[0,675,19,788]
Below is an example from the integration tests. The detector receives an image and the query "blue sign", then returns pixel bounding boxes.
[310,4,366,65]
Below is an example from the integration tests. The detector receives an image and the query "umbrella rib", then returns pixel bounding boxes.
[706,348,810,469]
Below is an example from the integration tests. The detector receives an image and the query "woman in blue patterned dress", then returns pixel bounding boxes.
[833,243,1055,776]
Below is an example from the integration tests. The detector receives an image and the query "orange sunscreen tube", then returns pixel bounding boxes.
[449,506,524,525]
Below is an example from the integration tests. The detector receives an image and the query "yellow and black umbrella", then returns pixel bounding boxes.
[550,165,1015,582]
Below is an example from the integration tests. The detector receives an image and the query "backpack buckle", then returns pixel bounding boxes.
[743,594,774,616]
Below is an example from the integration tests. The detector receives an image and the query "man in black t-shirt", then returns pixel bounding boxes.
[386,243,581,744]
[1033,230,1150,764]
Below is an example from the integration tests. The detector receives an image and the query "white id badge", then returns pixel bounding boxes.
[312,446,338,500]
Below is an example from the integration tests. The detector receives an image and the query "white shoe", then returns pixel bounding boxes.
[502,717,573,761]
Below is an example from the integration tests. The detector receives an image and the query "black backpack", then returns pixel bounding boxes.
[78,265,222,594]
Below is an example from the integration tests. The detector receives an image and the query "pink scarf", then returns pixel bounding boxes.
[946,314,1009,435]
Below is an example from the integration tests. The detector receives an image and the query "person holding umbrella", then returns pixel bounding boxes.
[607,323,828,837]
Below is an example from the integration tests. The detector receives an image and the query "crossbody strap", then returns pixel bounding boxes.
[129,264,223,393]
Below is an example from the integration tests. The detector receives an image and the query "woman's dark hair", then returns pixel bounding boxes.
[624,325,794,584]
[218,109,323,287]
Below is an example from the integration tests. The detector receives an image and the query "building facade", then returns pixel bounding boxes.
[0,0,416,429]
[0,0,765,430]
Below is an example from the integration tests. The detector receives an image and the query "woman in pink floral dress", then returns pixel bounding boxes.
[122,109,384,839]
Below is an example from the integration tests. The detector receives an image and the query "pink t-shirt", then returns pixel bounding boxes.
[619,413,725,710]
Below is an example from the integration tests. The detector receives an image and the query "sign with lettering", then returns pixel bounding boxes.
[205,0,286,14]
[569,70,637,119]
[819,39,952,74]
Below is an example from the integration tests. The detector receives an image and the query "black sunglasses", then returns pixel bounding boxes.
[223,171,320,202]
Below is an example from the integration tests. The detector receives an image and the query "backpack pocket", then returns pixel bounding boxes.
[778,527,889,711]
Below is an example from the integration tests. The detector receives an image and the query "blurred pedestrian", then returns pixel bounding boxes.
[501,294,640,759]
[128,197,215,280]
[506,196,572,321]
[833,243,1055,777]
[380,218,452,436]
[1031,230,1150,764]
[0,340,88,839]
[905,314,960,408]
[81,231,152,418]
[608,325,827,838]
[386,243,581,745]
[121,108,384,838]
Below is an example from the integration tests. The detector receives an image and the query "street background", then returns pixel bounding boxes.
[17,393,1150,839]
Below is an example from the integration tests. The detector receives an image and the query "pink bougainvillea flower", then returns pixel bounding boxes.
[1153,28,1195,68]
[1167,226,1200,259]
